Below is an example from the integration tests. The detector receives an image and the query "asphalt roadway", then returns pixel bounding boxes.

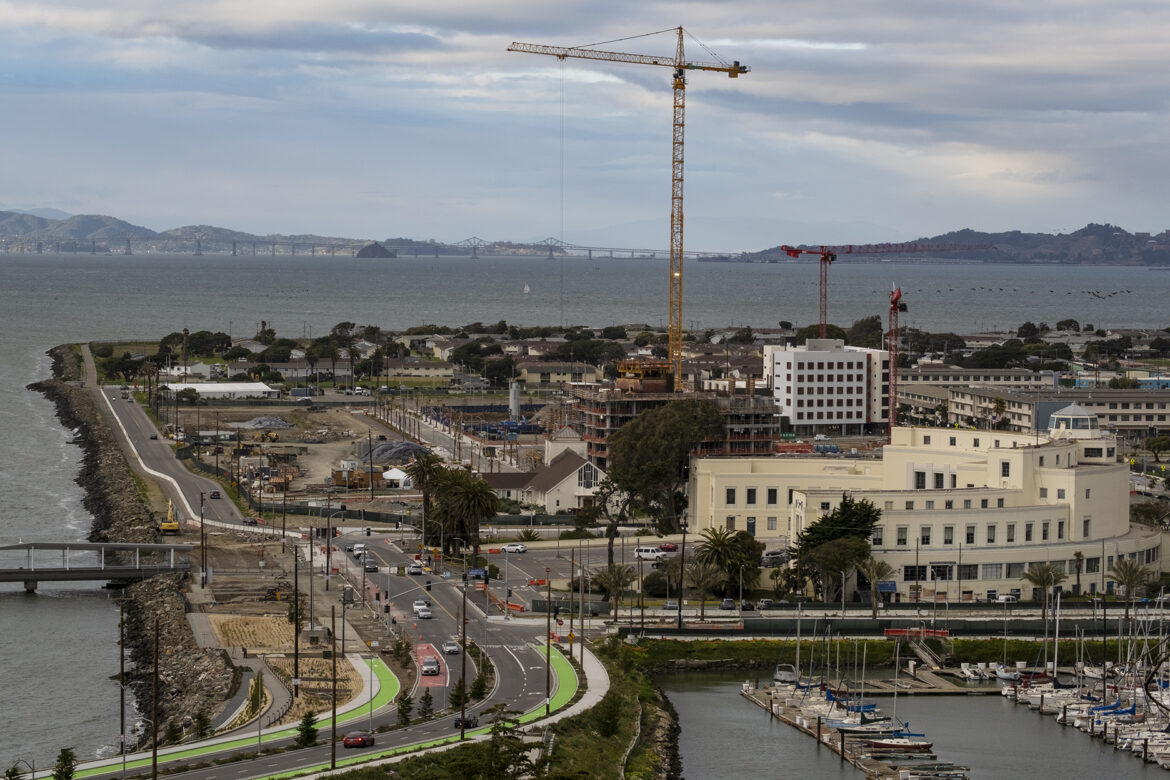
[75,350,584,779]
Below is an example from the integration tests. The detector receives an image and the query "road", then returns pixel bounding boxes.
[76,350,576,779]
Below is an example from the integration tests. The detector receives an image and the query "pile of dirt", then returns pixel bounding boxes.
[236,415,294,429]
[356,439,429,463]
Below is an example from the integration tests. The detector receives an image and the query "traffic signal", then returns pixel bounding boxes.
[507,588,513,598]
[553,605,560,618]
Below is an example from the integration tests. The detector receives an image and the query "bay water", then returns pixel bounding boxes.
[1,252,1168,767]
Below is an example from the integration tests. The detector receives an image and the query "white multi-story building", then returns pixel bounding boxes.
[688,404,1163,602]
[763,339,888,436]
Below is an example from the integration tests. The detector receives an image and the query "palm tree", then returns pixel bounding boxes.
[695,527,738,591]
[438,468,500,556]
[405,452,445,547]
[1020,563,1067,624]
[685,559,725,620]
[856,557,896,619]
[1108,558,1151,622]
[1072,551,1085,595]
[591,564,636,617]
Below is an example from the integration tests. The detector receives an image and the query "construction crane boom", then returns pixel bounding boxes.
[779,242,994,339]
[510,28,748,390]
[888,286,908,444]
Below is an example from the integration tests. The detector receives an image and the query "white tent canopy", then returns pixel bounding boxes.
[382,467,410,486]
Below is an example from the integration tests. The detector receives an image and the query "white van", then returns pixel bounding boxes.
[634,546,666,561]
[351,543,367,558]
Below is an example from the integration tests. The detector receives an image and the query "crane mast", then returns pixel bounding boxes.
[509,28,748,390]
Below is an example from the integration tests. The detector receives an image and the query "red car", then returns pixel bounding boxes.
[658,542,678,552]
[342,731,375,748]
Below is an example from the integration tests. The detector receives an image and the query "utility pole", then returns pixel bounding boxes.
[152,620,159,780]
[293,543,300,698]
[200,492,206,588]
[460,554,469,740]
[545,568,552,716]
[330,606,337,770]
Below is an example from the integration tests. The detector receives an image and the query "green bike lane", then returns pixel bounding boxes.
[267,646,578,779]
[77,657,400,779]
[77,646,577,779]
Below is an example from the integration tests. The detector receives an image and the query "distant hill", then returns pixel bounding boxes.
[10,207,72,220]
[745,223,1170,266]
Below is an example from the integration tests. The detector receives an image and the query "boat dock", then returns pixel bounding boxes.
[862,667,1000,695]
[740,682,971,780]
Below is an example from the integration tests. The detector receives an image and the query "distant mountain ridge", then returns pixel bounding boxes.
[2,211,1168,264]
[747,223,1170,265]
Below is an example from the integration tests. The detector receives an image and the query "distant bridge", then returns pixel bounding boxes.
[0,234,743,260]
[0,541,192,592]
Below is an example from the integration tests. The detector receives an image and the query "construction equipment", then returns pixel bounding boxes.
[779,242,994,339]
[888,286,908,443]
[509,28,748,390]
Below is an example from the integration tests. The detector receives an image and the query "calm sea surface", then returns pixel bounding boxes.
[1,253,1168,766]
[661,672,1164,779]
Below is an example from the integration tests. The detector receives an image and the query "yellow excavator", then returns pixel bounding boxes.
[160,499,181,534]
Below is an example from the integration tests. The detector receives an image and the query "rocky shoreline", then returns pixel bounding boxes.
[28,345,234,741]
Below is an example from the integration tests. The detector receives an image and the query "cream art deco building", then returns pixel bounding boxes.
[688,404,1163,602]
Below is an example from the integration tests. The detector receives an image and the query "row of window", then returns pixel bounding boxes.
[913,471,956,490]
[1106,414,1166,422]
[790,361,862,370]
[792,386,863,395]
[900,548,1158,581]
[922,434,981,447]
[795,411,862,420]
[794,398,862,407]
[878,516,1090,547]
[791,374,864,384]
[725,487,781,506]
[723,516,779,533]
[888,497,1005,510]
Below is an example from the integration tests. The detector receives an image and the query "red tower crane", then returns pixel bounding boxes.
[887,285,908,444]
[779,242,993,339]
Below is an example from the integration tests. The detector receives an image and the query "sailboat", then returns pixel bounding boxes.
[523,283,531,294]
[773,608,800,684]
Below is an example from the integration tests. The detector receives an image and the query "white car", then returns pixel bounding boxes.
[502,542,527,554]
[415,605,433,619]
[412,599,431,611]
[442,640,461,655]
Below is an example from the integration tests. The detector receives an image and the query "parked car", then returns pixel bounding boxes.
[663,599,679,611]
[658,542,678,552]
[755,598,774,610]
[421,657,441,675]
[454,713,479,728]
[149,433,158,440]
[761,550,790,567]
[442,640,461,655]
[408,563,423,575]
[342,731,374,748]
[634,546,666,561]
[740,600,755,611]
[502,542,527,553]
[242,517,259,526]
[208,490,220,499]
[719,598,735,610]
[364,559,379,573]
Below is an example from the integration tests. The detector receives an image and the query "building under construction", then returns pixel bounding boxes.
[569,360,779,471]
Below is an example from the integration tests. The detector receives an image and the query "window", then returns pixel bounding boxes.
[949,436,957,446]
[923,435,931,444]
[1040,488,1048,498]
[884,500,894,510]
[788,488,794,505]
[930,564,953,581]
[896,527,908,546]
[1057,520,1065,540]
[951,475,957,488]
[943,526,954,545]
[982,563,1003,579]
[579,462,598,489]
[905,501,915,510]
[1025,523,1033,542]
[958,563,979,580]
[981,498,988,509]
[973,438,980,448]
[725,516,736,531]
[934,473,945,489]
[1085,556,1100,574]
[872,526,884,546]
[1038,456,1045,467]
[925,500,935,510]
[963,499,972,509]
[1057,488,1065,500]
[746,487,757,506]
[921,526,931,545]
[945,500,953,510]
[1083,516,1091,538]
[966,525,976,544]
[1006,523,1016,543]
[767,517,777,531]
[903,565,927,581]
[1006,562,1026,578]
[1084,447,1103,457]
[914,471,926,490]
[1001,461,1011,478]
[725,487,736,505]
[1042,521,1050,541]
[1085,488,1091,499]
[767,488,778,505]
[987,525,996,544]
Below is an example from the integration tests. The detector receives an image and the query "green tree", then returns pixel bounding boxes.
[449,678,469,710]
[594,689,623,738]
[419,688,435,719]
[607,399,724,533]
[436,468,500,556]
[470,665,488,699]
[193,710,211,740]
[406,452,445,548]
[1146,436,1170,463]
[601,325,628,340]
[794,495,881,597]
[482,704,533,780]
[165,720,182,744]
[295,712,318,747]
[845,315,885,349]
[591,563,636,605]
[396,692,414,726]
[694,527,764,597]
[1055,318,1080,331]
[51,748,77,780]
[856,557,896,619]
[807,536,870,603]
[684,558,725,619]
[593,478,633,565]
[1020,563,1067,624]
[1108,558,1151,621]
[4,765,24,780]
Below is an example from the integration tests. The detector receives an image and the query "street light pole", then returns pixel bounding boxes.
[677,518,689,631]
[460,546,469,740]
[545,567,552,716]
[200,492,206,588]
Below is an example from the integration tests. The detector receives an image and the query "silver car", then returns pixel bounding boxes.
[442,640,461,655]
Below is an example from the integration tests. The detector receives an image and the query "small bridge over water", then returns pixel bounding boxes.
[0,541,192,592]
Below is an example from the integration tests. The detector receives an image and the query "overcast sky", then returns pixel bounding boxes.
[2,1,1167,249]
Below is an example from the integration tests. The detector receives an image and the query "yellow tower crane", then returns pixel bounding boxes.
[508,27,749,390]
